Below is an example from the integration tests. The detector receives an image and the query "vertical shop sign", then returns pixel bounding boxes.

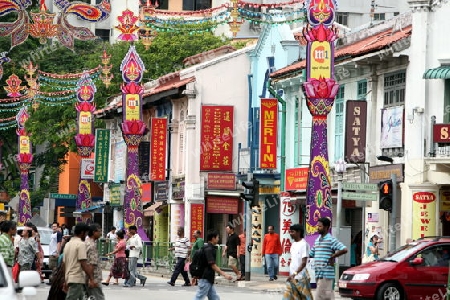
[94,129,110,182]
[279,194,299,276]
[150,118,167,181]
[412,191,437,239]
[259,98,278,169]
[190,204,204,240]
[200,106,234,171]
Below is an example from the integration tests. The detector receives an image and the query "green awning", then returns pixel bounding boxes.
[423,66,450,79]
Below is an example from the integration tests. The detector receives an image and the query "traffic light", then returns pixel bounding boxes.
[241,179,260,207]
[379,179,393,212]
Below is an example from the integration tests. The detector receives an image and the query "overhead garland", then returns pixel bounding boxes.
[0,0,111,50]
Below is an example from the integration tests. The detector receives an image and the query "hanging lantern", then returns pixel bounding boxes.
[116,9,140,41]
[228,0,243,37]
[99,50,114,88]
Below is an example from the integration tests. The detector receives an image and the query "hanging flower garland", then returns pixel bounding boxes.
[38,67,101,79]
[144,11,229,26]
[237,0,305,9]
[142,4,229,16]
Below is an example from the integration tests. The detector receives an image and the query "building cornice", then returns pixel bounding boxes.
[408,0,431,12]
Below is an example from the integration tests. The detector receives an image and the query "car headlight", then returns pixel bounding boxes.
[353,274,370,280]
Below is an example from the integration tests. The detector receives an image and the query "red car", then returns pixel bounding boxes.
[339,237,450,300]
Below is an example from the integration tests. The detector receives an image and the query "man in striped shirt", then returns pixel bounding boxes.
[309,217,347,300]
[168,227,191,287]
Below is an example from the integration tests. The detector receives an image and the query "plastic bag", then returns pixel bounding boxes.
[362,253,375,264]
[12,263,20,283]
[184,261,190,272]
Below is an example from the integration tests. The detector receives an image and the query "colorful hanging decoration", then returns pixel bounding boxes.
[4,74,26,98]
[16,106,32,226]
[303,0,339,246]
[74,71,96,224]
[116,9,140,42]
[0,0,111,50]
[229,0,243,37]
[23,61,39,110]
[139,6,157,50]
[120,45,148,241]
[0,52,10,81]
[99,50,114,88]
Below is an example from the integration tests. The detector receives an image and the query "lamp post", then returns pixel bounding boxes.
[335,158,347,289]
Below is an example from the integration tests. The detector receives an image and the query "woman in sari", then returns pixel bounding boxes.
[102,230,129,285]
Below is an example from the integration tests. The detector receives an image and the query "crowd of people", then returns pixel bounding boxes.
[0,218,350,300]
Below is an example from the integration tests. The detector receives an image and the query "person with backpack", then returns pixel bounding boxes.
[192,229,232,300]
[190,230,204,286]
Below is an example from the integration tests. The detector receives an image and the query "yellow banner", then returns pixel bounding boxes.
[412,192,437,239]
[309,41,332,80]
[19,136,30,154]
[125,94,140,121]
[78,111,92,135]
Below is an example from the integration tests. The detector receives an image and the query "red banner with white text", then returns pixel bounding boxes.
[150,118,168,181]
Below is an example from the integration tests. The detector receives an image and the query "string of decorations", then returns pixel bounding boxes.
[0,119,18,130]
[144,11,229,26]
[145,22,226,33]
[38,67,101,79]
[238,8,305,19]
[142,4,229,16]
[237,0,305,8]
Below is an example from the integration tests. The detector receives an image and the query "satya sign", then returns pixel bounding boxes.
[433,124,450,144]
[344,100,367,163]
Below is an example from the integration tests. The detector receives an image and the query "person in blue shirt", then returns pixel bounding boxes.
[366,235,380,261]
[309,217,347,300]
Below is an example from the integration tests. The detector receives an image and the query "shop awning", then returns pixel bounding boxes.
[74,205,103,214]
[423,66,450,79]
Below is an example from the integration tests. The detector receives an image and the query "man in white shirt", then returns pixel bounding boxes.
[282,224,313,300]
[106,226,117,242]
[48,222,62,284]
[124,226,147,287]
[167,227,191,287]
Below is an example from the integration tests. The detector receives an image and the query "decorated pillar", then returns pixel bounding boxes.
[74,72,96,223]
[302,0,340,245]
[16,107,32,226]
[120,45,148,241]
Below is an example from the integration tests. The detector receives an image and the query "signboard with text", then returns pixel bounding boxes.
[207,173,236,190]
[344,100,367,163]
[433,124,450,144]
[80,158,95,179]
[190,204,204,240]
[94,129,110,182]
[285,167,308,190]
[206,197,238,214]
[279,194,300,276]
[150,118,168,181]
[412,191,437,239]
[200,106,233,171]
[260,98,278,169]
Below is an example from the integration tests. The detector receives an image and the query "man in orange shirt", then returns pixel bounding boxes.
[238,231,246,281]
[262,225,282,281]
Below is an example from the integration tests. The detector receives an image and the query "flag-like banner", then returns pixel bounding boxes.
[259,98,278,169]
[150,118,168,181]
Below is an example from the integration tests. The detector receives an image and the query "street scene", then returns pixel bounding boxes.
[1,0,450,299]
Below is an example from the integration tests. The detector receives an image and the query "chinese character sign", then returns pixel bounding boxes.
[200,106,233,171]
[150,118,167,181]
[260,99,278,169]
[190,204,204,240]
[412,192,437,239]
[279,195,299,276]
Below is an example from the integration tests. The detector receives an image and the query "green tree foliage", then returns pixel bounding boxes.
[0,23,228,203]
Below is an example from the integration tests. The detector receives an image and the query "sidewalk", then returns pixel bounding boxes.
[110,265,343,298]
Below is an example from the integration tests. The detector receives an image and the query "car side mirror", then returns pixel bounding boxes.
[410,257,424,265]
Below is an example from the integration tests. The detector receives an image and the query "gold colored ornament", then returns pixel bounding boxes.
[228,0,243,37]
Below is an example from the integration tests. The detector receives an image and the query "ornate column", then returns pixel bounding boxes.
[16,107,32,226]
[74,72,96,223]
[120,45,148,240]
[302,0,339,245]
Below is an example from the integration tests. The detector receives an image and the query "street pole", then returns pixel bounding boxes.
[334,159,346,289]
[245,173,253,281]
[389,173,397,253]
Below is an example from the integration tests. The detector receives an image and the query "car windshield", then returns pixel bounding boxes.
[38,230,53,245]
[379,243,422,262]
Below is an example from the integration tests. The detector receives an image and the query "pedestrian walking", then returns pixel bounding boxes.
[47,236,71,300]
[63,222,95,300]
[103,229,129,285]
[61,224,70,236]
[17,227,40,272]
[262,225,282,281]
[30,224,45,282]
[48,221,62,284]
[0,221,16,272]
[106,226,117,242]
[238,231,246,281]
[85,223,105,300]
[124,225,146,287]
[190,229,204,285]
[282,224,312,300]
[309,217,347,300]
[168,226,191,287]
[193,229,232,300]
[222,225,240,280]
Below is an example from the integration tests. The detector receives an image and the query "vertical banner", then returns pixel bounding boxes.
[251,205,263,268]
[412,192,437,239]
[259,98,278,169]
[114,141,127,182]
[381,106,404,149]
[303,0,339,247]
[150,118,168,181]
[279,193,300,276]
[154,205,169,257]
[170,204,185,242]
[200,105,234,171]
[94,129,111,182]
[190,204,204,240]
[138,141,150,178]
[344,101,367,163]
